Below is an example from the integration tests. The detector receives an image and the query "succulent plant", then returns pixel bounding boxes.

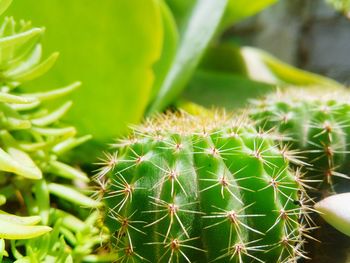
[0,0,108,260]
[249,89,350,195]
[98,112,313,263]
[315,193,350,237]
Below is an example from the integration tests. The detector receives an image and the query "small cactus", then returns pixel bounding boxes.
[98,112,312,262]
[250,89,350,194]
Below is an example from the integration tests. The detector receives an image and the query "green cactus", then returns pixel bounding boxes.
[98,112,313,262]
[249,89,350,194]
[0,0,109,260]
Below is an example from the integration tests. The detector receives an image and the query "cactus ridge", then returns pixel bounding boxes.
[250,89,350,194]
[98,112,313,263]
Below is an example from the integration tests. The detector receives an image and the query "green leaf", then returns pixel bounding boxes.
[0,147,42,179]
[220,0,277,31]
[34,180,50,225]
[0,238,7,260]
[21,81,81,102]
[0,92,36,104]
[201,43,343,88]
[48,183,101,208]
[7,0,164,140]
[164,0,196,30]
[183,70,276,109]
[0,216,51,240]
[241,47,343,88]
[30,101,72,126]
[0,195,5,206]
[326,0,350,15]
[0,211,41,225]
[5,52,59,82]
[46,160,89,182]
[0,27,43,66]
[0,0,12,16]
[150,0,179,101]
[148,0,228,114]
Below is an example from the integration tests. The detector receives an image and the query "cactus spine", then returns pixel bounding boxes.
[99,112,312,262]
[250,90,350,194]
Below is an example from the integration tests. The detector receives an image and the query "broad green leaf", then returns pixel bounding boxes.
[315,193,350,237]
[0,0,11,16]
[183,70,276,109]
[8,0,163,140]
[148,0,228,114]
[220,0,277,31]
[150,0,179,101]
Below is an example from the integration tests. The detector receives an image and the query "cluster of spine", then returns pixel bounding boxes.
[0,4,107,262]
[98,112,313,263]
[249,89,350,195]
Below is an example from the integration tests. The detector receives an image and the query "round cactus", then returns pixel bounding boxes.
[249,89,350,194]
[98,112,313,262]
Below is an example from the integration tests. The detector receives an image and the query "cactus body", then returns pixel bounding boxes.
[250,90,350,193]
[100,113,311,262]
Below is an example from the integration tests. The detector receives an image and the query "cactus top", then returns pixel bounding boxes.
[99,112,312,263]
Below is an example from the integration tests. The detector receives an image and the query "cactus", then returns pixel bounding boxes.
[98,112,313,263]
[0,1,108,260]
[249,89,350,194]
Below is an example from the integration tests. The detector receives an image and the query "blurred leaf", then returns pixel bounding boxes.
[220,0,277,31]
[201,43,343,88]
[200,42,247,75]
[148,0,228,114]
[183,70,276,109]
[0,0,11,16]
[150,1,179,101]
[315,193,350,237]
[7,0,163,141]
[164,0,196,30]
[326,0,350,16]
[241,47,343,88]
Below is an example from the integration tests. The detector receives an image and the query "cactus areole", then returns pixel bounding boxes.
[250,90,350,193]
[98,112,312,262]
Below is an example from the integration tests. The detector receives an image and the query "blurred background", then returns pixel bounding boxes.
[230,0,350,84]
